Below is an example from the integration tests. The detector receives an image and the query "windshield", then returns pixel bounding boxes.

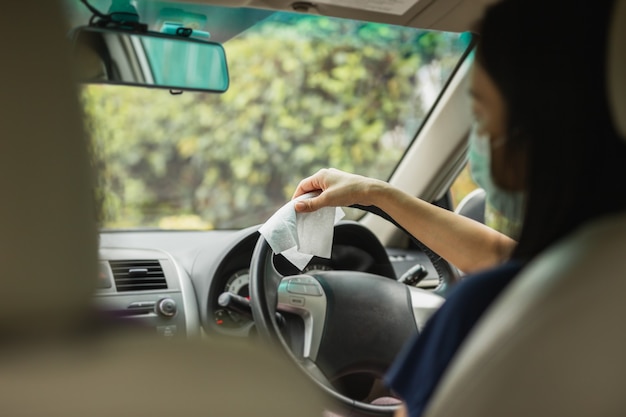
[76,3,470,230]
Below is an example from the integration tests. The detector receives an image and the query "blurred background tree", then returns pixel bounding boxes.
[82,14,468,229]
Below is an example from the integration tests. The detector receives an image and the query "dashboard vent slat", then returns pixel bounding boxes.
[110,260,167,292]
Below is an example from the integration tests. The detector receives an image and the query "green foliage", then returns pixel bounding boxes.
[83,15,467,229]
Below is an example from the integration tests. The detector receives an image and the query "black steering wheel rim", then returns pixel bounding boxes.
[350,204,459,296]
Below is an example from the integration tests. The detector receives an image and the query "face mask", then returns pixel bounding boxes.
[467,124,525,239]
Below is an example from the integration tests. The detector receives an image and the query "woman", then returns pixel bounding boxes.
[292,0,626,415]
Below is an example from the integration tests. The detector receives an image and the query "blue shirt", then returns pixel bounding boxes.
[384,260,524,417]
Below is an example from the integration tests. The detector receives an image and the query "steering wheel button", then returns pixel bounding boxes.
[287,282,309,295]
[287,282,324,296]
[290,296,305,306]
[307,285,322,296]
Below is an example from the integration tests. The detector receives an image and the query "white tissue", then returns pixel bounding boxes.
[259,192,345,270]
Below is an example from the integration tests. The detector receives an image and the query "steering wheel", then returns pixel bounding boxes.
[249,215,450,416]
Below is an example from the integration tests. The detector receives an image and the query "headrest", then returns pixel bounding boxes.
[609,0,626,138]
[0,1,98,337]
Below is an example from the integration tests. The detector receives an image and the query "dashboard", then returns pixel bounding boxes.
[96,221,447,339]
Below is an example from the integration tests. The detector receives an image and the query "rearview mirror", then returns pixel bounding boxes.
[71,26,229,93]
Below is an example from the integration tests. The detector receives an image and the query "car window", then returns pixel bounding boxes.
[450,164,480,209]
[77,3,471,230]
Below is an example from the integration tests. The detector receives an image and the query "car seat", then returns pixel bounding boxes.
[423,1,626,416]
[0,2,323,416]
[454,187,486,224]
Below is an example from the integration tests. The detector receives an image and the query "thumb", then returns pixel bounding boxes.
[294,198,320,213]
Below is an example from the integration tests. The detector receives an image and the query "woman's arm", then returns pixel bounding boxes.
[293,168,515,273]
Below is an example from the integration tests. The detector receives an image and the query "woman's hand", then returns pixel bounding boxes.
[292,168,386,213]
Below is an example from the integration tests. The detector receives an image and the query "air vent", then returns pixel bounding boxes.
[109,260,167,292]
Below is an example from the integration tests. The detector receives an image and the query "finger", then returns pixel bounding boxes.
[294,197,323,212]
[292,174,323,199]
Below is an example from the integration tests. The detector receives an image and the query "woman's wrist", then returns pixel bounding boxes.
[362,178,393,207]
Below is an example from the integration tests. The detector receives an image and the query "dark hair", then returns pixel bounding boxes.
[475,0,626,261]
